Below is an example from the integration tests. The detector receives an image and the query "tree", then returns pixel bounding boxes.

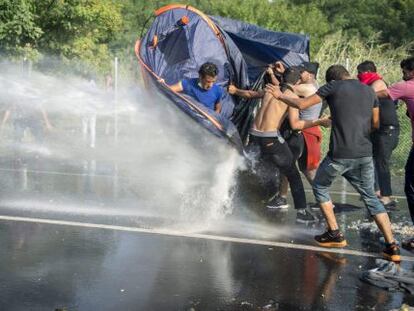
[0,0,42,59]
[0,0,122,74]
[290,0,414,47]
[34,0,122,74]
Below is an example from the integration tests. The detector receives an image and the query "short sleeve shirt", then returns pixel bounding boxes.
[387,79,414,141]
[181,78,222,111]
[299,82,322,120]
[316,79,378,159]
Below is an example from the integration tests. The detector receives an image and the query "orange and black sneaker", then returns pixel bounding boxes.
[383,243,401,263]
[315,230,347,248]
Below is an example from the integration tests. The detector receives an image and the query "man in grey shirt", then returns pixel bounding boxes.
[278,63,323,208]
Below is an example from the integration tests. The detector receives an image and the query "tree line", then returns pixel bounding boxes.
[1,0,413,75]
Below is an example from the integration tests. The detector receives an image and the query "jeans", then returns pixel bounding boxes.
[313,156,386,216]
[373,127,399,196]
[405,146,414,223]
[250,134,307,210]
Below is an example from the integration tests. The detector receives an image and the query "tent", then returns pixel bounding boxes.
[135,4,310,149]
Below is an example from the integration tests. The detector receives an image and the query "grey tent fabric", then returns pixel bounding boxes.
[361,259,414,294]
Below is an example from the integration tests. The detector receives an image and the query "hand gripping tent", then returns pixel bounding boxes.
[135,4,310,150]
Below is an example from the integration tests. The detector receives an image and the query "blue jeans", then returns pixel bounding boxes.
[405,146,414,223]
[313,156,386,216]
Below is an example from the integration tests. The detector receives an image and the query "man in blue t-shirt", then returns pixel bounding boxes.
[169,62,222,113]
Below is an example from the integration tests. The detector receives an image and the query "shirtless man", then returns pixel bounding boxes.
[249,67,330,222]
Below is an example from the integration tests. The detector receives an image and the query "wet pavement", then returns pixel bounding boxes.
[1,218,414,311]
[0,156,414,311]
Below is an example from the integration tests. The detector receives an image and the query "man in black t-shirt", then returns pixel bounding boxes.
[357,61,400,209]
[266,65,400,262]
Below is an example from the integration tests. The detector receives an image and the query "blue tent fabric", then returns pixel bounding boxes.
[138,5,310,148]
[139,8,246,119]
[211,15,310,82]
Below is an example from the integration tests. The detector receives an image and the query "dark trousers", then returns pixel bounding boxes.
[250,135,307,210]
[405,146,414,223]
[286,132,304,161]
[286,132,308,172]
[373,128,399,196]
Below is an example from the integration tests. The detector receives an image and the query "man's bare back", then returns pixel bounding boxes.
[253,89,298,132]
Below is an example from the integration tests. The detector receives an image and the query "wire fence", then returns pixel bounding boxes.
[13,56,413,177]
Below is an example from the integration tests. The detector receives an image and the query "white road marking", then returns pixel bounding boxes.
[304,189,407,200]
[0,214,412,261]
[0,166,407,200]
[0,167,113,178]
[0,168,406,200]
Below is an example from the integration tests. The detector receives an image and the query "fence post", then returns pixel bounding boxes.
[113,56,119,199]
[114,57,119,144]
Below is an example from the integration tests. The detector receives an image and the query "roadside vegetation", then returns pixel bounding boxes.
[1,0,413,172]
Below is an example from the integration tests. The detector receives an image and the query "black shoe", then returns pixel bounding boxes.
[382,200,398,211]
[383,242,401,262]
[267,196,289,210]
[314,230,347,248]
[296,208,317,223]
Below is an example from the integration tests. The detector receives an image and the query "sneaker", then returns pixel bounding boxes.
[382,243,401,262]
[314,230,347,248]
[296,208,317,223]
[266,196,289,210]
[382,200,398,211]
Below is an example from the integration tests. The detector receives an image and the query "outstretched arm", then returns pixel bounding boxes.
[228,84,264,99]
[169,81,183,93]
[288,107,331,130]
[266,84,322,110]
[266,67,280,86]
